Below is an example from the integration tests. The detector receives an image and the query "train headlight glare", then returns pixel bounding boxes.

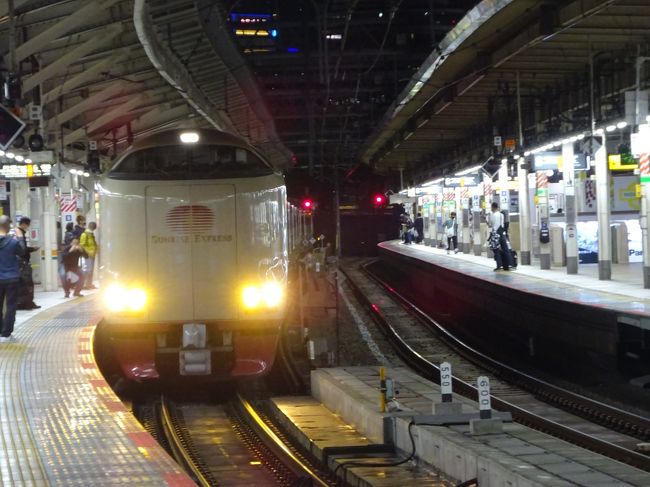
[242,285,261,309]
[104,284,147,313]
[105,284,127,312]
[126,288,147,311]
[179,131,200,144]
[262,282,283,307]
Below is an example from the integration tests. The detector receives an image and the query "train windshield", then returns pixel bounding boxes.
[108,145,273,180]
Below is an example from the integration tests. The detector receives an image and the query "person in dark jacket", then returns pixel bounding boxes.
[63,239,88,298]
[16,217,40,310]
[0,216,26,343]
[72,215,86,239]
[414,213,424,244]
[59,222,75,286]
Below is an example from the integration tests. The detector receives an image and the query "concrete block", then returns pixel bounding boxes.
[470,417,504,435]
[434,401,462,415]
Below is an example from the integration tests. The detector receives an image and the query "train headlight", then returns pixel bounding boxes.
[261,282,283,307]
[241,282,283,309]
[104,284,148,313]
[242,285,261,309]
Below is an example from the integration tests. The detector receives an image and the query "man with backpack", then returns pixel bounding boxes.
[487,203,513,271]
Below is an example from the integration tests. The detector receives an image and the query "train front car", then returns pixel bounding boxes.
[98,129,288,381]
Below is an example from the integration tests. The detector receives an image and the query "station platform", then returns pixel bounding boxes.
[0,290,193,486]
[302,367,650,486]
[380,240,650,318]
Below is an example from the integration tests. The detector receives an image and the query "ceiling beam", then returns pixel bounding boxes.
[23,24,123,93]
[11,0,123,62]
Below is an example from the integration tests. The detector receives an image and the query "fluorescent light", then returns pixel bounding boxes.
[524,151,531,156]
[70,169,78,175]
[553,141,561,147]
[6,152,15,159]
[378,12,383,18]
[561,139,570,145]
[83,172,90,177]
[24,158,32,164]
[179,131,200,144]
[577,133,585,140]
[616,121,628,129]
[422,178,443,187]
[14,155,24,162]
[0,150,4,156]
[605,125,616,132]
[501,158,508,164]
[454,165,481,176]
[594,128,604,135]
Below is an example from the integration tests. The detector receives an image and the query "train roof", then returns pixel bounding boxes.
[129,129,252,152]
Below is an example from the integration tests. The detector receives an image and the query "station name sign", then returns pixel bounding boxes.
[533,152,588,171]
[444,174,479,187]
[0,163,52,179]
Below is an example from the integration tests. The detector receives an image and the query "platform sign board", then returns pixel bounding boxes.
[60,195,77,237]
[444,174,479,187]
[0,105,26,151]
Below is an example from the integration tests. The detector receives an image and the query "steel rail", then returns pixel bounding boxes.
[159,396,213,487]
[234,394,331,487]
[340,262,650,472]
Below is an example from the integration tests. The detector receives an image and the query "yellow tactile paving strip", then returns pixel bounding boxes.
[0,297,194,486]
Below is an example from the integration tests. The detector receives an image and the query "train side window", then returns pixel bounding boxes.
[108,145,273,180]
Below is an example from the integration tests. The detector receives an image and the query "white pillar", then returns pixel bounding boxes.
[537,172,551,270]
[562,142,578,274]
[472,189,482,255]
[638,124,650,287]
[595,137,611,280]
[461,191,470,253]
[517,157,531,265]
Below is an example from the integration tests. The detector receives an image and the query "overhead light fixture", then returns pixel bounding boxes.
[524,151,531,157]
[179,131,200,144]
[605,125,616,132]
[0,150,4,156]
[24,158,32,164]
[83,172,90,177]
[14,155,24,162]
[455,165,481,176]
[616,121,628,129]
[6,152,15,159]
[378,12,383,18]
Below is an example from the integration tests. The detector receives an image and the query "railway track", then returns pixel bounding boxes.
[340,259,650,472]
[148,394,331,487]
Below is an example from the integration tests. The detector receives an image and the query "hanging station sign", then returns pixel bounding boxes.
[0,163,52,179]
[533,152,588,171]
[443,174,479,187]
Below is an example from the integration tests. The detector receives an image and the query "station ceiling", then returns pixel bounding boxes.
[361,0,650,175]
[0,0,478,171]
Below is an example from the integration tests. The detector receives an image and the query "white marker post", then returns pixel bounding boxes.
[433,362,462,415]
[477,376,492,419]
[440,362,453,403]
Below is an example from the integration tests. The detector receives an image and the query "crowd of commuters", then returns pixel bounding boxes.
[0,214,99,343]
[398,202,516,271]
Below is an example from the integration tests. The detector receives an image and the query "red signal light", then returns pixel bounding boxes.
[373,194,386,207]
[302,198,314,210]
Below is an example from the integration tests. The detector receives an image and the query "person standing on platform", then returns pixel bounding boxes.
[488,202,512,271]
[444,212,458,254]
[72,215,86,239]
[0,216,26,343]
[15,217,40,310]
[80,222,98,289]
[414,213,424,244]
[63,239,88,298]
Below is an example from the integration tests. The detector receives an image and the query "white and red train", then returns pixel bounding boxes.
[97,128,309,381]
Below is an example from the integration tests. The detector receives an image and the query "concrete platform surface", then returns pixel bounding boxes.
[271,396,455,487]
[0,293,193,486]
[311,366,650,487]
[381,240,650,318]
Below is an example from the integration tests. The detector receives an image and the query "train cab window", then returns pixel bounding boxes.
[108,145,273,180]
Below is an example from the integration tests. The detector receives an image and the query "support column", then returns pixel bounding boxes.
[563,142,578,274]
[472,190,482,255]
[517,157,531,265]
[595,137,611,280]
[639,125,650,287]
[537,172,551,269]
[461,192,470,254]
